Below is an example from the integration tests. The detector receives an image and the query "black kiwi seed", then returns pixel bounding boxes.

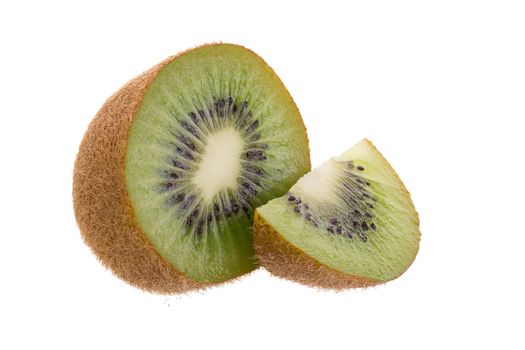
[181,194,196,210]
[214,100,223,117]
[329,218,338,225]
[175,193,185,203]
[180,121,196,135]
[370,223,376,231]
[246,150,266,161]
[191,208,199,218]
[183,151,194,161]
[251,187,259,196]
[189,112,198,123]
[336,226,342,234]
[247,120,259,132]
[246,151,256,160]
[179,135,197,151]
[238,190,251,201]
[172,159,187,170]
[159,182,174,192]
[195,220,204,236]
[357,165,365,171]
[240,101,248,112]
[353,221,359,228]
[293,206,301,213]
[241,182,257,193]
[361,222,369,231]
[242,206,251,219]
[327,226,334,233]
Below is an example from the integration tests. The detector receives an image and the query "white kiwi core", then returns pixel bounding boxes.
[192,127,245,203]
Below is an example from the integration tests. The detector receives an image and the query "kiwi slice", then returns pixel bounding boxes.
[254,139,420,289]
[73,44,310,293]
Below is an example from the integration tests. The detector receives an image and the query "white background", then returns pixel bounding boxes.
[1,1,524,349]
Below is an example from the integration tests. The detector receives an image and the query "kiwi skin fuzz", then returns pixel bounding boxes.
[253,211,380,290]
[73,55,203,294]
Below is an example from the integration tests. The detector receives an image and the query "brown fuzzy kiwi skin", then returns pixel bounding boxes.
[73,50,208,294]
[253,211,380,290]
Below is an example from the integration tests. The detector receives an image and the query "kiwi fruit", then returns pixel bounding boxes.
[73,43,310,294]
[253,139,420,289]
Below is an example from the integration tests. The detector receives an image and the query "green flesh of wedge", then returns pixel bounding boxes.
[124,44,310,282]
[257,139,420,282]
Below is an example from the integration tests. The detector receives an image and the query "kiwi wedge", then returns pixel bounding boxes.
[254,139,420,289]
[73,44,310,294]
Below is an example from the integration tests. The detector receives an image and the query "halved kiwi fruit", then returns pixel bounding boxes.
[73,44,310,294]
[254,139,420,289]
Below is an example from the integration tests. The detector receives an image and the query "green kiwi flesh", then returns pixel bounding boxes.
[255,139,420,285]
[125,44,310,283]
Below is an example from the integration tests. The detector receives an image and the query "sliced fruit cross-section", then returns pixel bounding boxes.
[254,139,420,289]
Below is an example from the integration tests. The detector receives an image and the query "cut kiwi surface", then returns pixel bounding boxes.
[73,44,310,293]
[254,139,420,289]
